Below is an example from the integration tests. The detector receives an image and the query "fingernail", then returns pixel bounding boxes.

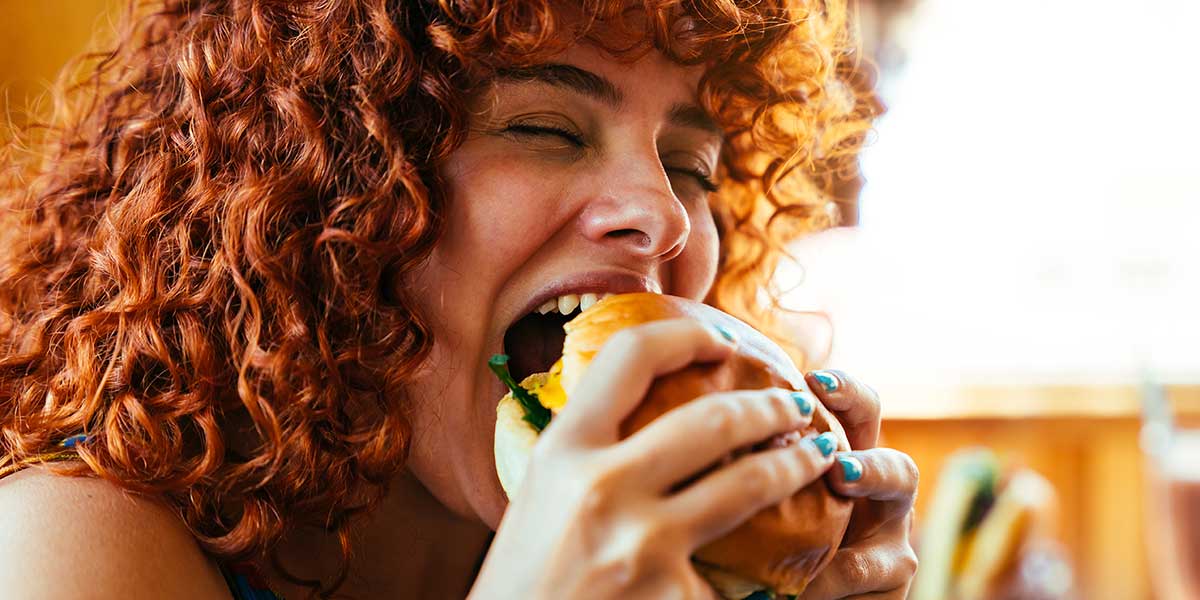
[713,324,736,343]
[790,391,814,416]
[744,592,772,600]
[811,370,839,393]
[812,432,838,457]
[838,455,864,482]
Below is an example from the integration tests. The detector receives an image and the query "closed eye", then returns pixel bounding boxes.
[503,124,585,147]
[666,167,719,193]
[505,124,718,193]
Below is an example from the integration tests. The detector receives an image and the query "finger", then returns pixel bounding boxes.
[825,449,919,545]
[668,432,839,548]
[827,448,919,517]
[799,523,918,600]
[613,387,817,491]
[551,318,736,444]
[805,370,880,449]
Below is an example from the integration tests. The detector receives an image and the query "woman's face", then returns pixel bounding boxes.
[407,41,722,528]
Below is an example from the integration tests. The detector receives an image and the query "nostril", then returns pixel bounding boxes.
[606,229,652,249]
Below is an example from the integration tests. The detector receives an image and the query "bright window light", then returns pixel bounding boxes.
[781,0,1200,391]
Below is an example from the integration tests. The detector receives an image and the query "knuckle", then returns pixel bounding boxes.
[900,547,919,577]
[564,456,630,519]
[899,452,920,488]
[890,450,921,501]
[585,455,632,494]
[762,388,796,422]
[835,550,875,587]
[743,457,785,500]
[863,382,881,404]
[605,329,645,357]
[592,553,640,588]
[703,397,747,439]
[575,476,619,519]
[577,492,612,522]
[639,516,680,549]
[590,530,663,588]
[837,369,880,407]
[600,520,677,581]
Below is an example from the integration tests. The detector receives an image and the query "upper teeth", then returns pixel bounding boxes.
[536,292,615,316]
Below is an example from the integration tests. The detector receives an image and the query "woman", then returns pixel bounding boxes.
[0,0,916,598]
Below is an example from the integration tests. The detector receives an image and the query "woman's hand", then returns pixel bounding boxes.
[799,370,920,600]
[470,319,839,600]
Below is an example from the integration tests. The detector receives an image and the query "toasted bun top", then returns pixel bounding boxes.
[560,293,803,396]
[555,293,852,594]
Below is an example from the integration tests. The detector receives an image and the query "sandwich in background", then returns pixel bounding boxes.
[910,448,1074,600]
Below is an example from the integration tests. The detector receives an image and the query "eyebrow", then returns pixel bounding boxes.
[495,64,624,108]
[493,63,723,138]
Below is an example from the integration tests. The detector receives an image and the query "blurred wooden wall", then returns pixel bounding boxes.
[0,0,120,135]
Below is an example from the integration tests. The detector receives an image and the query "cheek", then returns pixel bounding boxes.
[674,204,720,299]
[435,147,567,272]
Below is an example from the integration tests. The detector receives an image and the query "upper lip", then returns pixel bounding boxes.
[508,271,662,329]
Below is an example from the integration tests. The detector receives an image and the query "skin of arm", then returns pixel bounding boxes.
[0,466,232,600]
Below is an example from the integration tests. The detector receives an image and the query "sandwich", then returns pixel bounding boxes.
[910,448,1061,600]
[491,292,853,599]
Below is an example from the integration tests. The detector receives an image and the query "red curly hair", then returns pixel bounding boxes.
[0,0,878,595]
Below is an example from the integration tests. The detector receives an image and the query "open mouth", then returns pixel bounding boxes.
[502,292,610,382]
[503,311,570,383]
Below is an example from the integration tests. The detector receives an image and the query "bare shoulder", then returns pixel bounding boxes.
[0,465,232,599]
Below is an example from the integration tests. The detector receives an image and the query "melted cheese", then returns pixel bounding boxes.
[521,359,567,413]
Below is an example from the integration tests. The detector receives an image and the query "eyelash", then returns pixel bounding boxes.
[504,124,720,193]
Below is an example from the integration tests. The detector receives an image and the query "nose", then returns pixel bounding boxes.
[578,161,691,262]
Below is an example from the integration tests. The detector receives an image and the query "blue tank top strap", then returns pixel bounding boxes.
[0,433,90,479]
[220,562,285,600]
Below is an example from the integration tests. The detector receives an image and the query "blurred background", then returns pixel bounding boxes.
[2,1,1197,599]
[784,1,1200,598]
[0,1,115,135]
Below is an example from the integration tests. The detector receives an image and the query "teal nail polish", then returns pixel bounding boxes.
[812,370,839,393]
[791,391,813,416]
[812,432,838,457]
[714,324,736,343]
[838,456,864,482]
[744,592,772,600]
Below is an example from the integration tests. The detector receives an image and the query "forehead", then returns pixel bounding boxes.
[549,41,707,101]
